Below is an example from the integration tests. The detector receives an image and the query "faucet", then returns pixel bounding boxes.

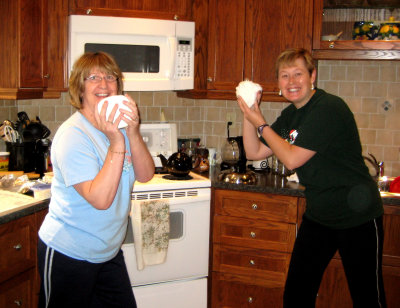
[363,153,384,178]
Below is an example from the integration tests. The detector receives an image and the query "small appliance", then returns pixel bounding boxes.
[69,15,195,91]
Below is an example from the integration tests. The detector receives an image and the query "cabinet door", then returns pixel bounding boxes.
[244,0,313,94]
[211,272,284,308]
[0,214,36,284]
[0,0,46,97]
[0,269,35,308]
[69,0,192,20]
[207,0,245,90]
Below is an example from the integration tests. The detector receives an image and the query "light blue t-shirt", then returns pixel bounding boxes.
[39,111,135,263]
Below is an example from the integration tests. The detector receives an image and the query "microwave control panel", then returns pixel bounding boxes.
[175,39,193,78]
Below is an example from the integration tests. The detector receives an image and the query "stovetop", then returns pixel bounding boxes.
[133,172,211,192]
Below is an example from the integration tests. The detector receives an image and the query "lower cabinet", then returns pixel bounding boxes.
[0,207,48,307]
[210,188,400,308]
[0,269,35,308]
[211,189,299,308]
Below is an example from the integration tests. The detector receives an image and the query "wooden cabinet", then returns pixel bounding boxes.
[69,0,192,21]
[180,0,313,101]
[312,0,400,60]
[211,189,301,308]
[211,190,400,307]
[0,208,48,307]
[0,0,68,99]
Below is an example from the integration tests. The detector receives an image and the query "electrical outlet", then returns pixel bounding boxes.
[226,112,236,124]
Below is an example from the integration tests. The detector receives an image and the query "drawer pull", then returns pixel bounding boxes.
[13,244,22,251]
[249,259,255,266]
[251,203,258,210]
[14,300,22,306]
[248,297,253,303]
[250,231,256,238]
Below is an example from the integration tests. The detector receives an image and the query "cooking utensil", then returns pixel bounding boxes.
[158,152,192,177]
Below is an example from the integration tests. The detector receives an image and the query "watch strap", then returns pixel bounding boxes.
[257,123,269,136]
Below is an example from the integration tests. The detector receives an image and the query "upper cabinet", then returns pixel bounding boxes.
[0,0,68,100]
[69,0,192,21]
[313,0,400,60]
[179,0,313,101]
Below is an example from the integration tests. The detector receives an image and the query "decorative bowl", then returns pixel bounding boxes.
[353,21,378,40]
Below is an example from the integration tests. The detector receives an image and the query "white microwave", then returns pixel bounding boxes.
[69,15,195,91]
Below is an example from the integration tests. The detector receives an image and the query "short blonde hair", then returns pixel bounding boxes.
[275,48,315,78]
[68,52,124,109]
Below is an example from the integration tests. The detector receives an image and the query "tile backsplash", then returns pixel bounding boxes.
[0,60,399,177]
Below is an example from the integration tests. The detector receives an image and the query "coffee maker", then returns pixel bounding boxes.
[220,122,247,173]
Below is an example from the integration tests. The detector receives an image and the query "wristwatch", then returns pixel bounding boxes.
[257,123,269,136]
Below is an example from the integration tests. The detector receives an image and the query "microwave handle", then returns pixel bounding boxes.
[167,37,177,79]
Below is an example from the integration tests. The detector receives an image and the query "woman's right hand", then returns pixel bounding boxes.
[237,91,266,129]
[95,100,125,147]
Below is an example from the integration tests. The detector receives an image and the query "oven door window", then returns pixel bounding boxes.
[124,211,183,244]
[84,43,160,73]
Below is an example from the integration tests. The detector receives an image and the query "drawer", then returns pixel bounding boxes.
[0,215,36,283]
[213,215,296,253]
[212,244,291,287]
[214,189,298,223]
[211,271,284,308]
[0,268,35,308]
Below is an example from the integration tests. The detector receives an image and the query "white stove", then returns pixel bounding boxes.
[122,123,211,308]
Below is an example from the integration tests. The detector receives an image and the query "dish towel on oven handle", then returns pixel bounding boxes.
[132,199,170,270]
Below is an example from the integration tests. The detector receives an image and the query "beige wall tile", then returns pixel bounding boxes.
[376,130,393,146]
[332,66,346,80]
[362,98,379,113]
[339,81,355,97]
[363,66,379,81]
[354,113,369,129]
[369,114,386,129]
[346,66,363,81]
[359,129,377,144]
[381,66,396,82]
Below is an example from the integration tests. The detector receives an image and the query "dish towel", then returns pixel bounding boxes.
[131,199,170,270]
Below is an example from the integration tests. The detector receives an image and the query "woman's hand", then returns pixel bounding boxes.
[119,94,141,138]
[95,99,125,146]
[237,91,266,128]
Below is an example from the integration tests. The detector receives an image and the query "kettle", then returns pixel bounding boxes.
[158,152,192,177]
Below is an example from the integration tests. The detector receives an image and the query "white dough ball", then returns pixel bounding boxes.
[236,80,263,108]
[97,95,132,129]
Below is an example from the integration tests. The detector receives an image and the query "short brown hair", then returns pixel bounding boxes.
[275,48,315,78]
[68,52,124,109]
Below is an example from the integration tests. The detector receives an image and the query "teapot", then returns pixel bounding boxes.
[158,152,192,177]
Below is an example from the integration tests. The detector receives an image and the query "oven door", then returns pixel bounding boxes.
[122,187,211,286]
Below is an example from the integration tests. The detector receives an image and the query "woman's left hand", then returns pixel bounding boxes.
[237,91,266,128]
[119,94,141,136]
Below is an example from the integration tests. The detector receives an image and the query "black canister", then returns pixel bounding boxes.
[6,141,36,172]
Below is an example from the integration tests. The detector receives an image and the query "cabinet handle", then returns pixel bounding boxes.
[329,42,335,49]
[248,297,253,303]
[86,8,92,15]
[174,15,179,20]
[14,300,22,306]
[207,77,213,82]
[250,231,256,238]
[251,203,258,210]
[249,259,255,266]
[13,243,22,251]
[43,74,50,79]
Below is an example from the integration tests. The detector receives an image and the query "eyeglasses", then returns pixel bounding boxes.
[84,74,118,83]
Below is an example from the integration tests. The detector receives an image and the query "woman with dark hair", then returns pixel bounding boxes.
[37,51,154,307]
[237,48,386,308]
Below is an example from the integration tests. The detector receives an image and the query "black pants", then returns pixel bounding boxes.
[283,216,386,308]
[37,238,136,308]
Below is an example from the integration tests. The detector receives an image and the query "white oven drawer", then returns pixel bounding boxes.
[133,278,207,308]
[122,187,211,286]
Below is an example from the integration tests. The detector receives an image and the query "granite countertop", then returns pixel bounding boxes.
[208,166,400,206]
[1,166,399,226]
